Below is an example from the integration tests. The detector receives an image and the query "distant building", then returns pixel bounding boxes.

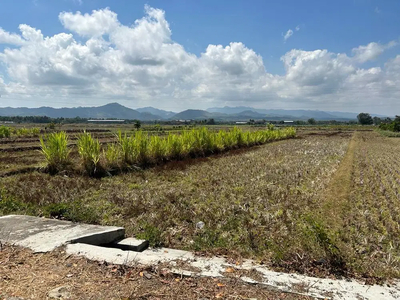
[235,121,248,125]
[87,119,125,123]
[284,121,294,124]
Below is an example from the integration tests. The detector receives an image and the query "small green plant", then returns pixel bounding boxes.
[40,131,71,173]
[77,131,101,175]
[267,123,275,131]
[0,125,11,138]
[137,223,163,247]
[16,127,29,136]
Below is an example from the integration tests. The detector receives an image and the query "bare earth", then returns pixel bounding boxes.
[0,244,311,300]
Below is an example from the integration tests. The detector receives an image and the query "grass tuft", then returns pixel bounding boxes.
[40,131,71,173]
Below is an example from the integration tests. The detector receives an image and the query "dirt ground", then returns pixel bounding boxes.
[0,244,312,300]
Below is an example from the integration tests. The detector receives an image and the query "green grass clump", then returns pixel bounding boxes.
[117,131,136,165]
[77,131,101,175]
[148,135,166,163]
[40,131,71,173]
[0,125,11,138]
[104,143,121,169]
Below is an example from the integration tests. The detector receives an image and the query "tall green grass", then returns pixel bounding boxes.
[115,126,295,167]
[77,131,101,175]
[40,127,296,176]
[104,143,121,168]
[40,132,70,173]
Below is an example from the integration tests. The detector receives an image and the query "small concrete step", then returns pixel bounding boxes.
[0,215,125,252]
[111,237,149,252]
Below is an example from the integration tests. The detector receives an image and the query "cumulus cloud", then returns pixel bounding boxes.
[0,6,399,113]
[0,28,25,45]
[59,8,119,36]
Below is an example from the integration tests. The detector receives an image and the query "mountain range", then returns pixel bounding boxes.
[0,102,385,121]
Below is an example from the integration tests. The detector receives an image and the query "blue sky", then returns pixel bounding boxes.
[0,0,399,113]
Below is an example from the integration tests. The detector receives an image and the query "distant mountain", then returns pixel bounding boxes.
[171,109,215,120]
[234,110,267,119]
[207,106,257,115]
[0,102,389,121]
[0,103,161,121]
[136,107,176,119]
[207,106,362,120]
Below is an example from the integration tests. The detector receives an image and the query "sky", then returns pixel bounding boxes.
[0,0,399,114]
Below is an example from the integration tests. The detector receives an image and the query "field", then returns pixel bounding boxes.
[1,124,399,282]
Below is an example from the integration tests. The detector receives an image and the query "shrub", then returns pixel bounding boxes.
[40,131,70,173]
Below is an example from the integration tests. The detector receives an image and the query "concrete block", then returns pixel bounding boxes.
[0,215,125,252]
[112,237,149,252]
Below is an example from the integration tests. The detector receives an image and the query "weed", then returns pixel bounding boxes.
[77,131,102,175]
[40,131,71,173]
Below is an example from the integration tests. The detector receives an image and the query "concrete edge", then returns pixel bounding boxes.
[70,228,125,246]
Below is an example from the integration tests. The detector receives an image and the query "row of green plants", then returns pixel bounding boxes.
[0,125,41,138]
[40,126,296,176]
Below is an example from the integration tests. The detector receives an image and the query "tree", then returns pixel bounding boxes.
[357,113,373,125]
[308,118,317,125]
[373,117,382,125]
[134,120,141,130]
[206,118,215,125]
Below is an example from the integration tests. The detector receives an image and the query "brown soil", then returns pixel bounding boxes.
[0,244,312,300]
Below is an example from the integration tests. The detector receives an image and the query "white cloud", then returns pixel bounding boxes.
[0,6,399,114]
[59,8,119,36]
[295,25,300,31]
[0,28,25,45]
[283,29,293,42]
[352,41,396,63]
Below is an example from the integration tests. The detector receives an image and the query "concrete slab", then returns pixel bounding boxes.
[112,237,149,252]
[0,215,124,252]
[66,243,400,300]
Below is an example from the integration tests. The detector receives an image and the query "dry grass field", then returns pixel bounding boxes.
[1,126,399,283]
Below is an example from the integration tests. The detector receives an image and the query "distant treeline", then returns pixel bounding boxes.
[0,116,87,124]
[0,115,361,125]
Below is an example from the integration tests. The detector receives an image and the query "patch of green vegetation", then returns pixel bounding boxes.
[136,223,163,247]
[42,201,100,223]
[0,189,35,215]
